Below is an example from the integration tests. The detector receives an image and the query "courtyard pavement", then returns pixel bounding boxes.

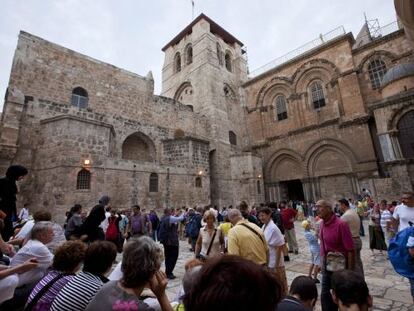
[159,220,413,311]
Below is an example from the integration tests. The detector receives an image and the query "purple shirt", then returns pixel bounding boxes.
[320,214,354,257]
[27,270,74,311]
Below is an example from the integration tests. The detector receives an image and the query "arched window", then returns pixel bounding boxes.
[71,87,88,108]
[368,59,387,90]
[195,176,202,188]
[76,169,90,190]
[257,180,261,194]
[217,43,223,66]
[149,173,158,192]
[225,52,232,72]
[275,95,288,121]
[186,44,193,65]
[310,81,325,110]
[174,52,181,73]
[229,131,237,145]
[397,110,414,159]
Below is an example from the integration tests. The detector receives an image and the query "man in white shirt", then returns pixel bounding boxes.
[393,192,414,232]
[10,221,54,286]
[258,207,288,295]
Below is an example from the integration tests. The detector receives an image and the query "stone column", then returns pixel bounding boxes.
[301,178,312,202]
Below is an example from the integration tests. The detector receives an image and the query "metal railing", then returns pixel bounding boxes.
[249,26,346,78]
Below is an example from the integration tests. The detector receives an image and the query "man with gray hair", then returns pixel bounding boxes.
[10,221,54,286]
[316,199,354,311]
[227,209,268,265]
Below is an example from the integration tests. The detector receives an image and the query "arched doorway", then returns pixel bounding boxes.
[398,110,414,159]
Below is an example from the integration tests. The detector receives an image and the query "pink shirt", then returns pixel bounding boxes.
[320,214,354,257]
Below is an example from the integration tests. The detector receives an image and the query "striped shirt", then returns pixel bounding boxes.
[26,270,74,311]
[50,271,108,311]
[380,210,392,230]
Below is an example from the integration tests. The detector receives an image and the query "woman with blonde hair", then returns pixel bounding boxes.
[195,210,224,260]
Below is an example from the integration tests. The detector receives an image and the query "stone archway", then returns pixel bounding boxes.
[121,132,156,162]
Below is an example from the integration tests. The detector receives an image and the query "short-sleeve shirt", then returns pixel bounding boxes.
[281,208,297,230]
[262,220,285,268]
[393,204,414,232]
[85,281,154,311]
[320,214,354,258]
[340,209,361,238]
[304,230,320,254]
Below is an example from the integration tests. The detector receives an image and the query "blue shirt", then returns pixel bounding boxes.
[304,230,320,254]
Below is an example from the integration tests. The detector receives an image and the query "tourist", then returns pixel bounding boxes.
[18,204,30,223]
[174,265,202,311]
[64,204,83,240]
[195,210,224,260]
[218,214,232,253]
[227,209,268,265]
[117,209,129,247]
[331,270,373,310]
[0,258,38,305]
[185,208,202,252]
[393,192,414,232]
[10,221,54,287]
[158,207,185,279]
[239,201,260,226]
[50,241,117,311]
[368,203,387,256]
[25,240,87,310]
[81,196,109,242]
[128,205,149,238]
[183,255,282,311]
[379,199,394,243]
[316,199,354,311]
[148,209,160,241]
[86,237,172,311]
[281,201,299,254]
[258,207,288,295]
[302,220,320,283]
[356,200,366,237]
[105,208,122,249]
[99,205,112,236]
[339,198,364,276]
[277,276,318,311]
[0,164,28,241]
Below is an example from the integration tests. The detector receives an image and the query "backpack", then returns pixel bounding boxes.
[186,215,201,238]
[131,214,144,235]
[105,217,118,241]
[388,223,414,279]
[157,216,170,243]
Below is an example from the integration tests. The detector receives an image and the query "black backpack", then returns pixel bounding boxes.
[272,210,284,234]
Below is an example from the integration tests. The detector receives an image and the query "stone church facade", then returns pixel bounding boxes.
[0,14,413,220]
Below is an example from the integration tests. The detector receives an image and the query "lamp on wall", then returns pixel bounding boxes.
[257,174,262,179]
[83,159,91,166]
[198,170,203,176]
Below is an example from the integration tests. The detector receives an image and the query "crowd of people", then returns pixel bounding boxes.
[0,164,413,310]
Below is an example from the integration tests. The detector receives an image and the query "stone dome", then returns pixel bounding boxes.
[381,63,414,88]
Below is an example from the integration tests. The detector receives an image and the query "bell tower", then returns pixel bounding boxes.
[161,14,263,207]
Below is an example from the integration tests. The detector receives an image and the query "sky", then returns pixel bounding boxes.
[0,0,396,108]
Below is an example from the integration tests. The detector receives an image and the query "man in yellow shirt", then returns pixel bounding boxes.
[227,209,268,265]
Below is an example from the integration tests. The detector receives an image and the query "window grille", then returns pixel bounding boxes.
[397,110,414,159]
[71,87,88,108]
[275,95,288,121]
[257,180,261,194]
[76,169,90,190]
[149,173,158,192]
[368,59,387,90]
[310,81,326,109]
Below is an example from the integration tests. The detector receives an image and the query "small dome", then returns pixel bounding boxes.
[381,63,414,88]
